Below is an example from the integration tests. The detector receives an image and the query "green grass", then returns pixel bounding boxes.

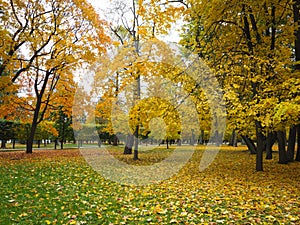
[0,146,299,224]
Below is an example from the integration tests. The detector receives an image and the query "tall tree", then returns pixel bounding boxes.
[0,0,110,153]
[182,0,300,170]
[94,0,184,159]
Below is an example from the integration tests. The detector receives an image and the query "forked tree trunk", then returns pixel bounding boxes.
[277,130,288,164]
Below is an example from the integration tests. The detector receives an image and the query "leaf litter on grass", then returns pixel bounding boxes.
[0,147,299,224]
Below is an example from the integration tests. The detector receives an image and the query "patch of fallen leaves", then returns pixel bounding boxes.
[0,146,299,224]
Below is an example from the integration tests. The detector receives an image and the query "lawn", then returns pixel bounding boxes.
[0,146,299,224]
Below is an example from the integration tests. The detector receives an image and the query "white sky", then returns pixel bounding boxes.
[87,0,182,43]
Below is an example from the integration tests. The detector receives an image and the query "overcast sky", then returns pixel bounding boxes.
[86,0,181,43]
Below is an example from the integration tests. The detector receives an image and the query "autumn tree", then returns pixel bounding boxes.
[292,0,300,162]
[93,0,184,159]
[182,0,300,170]
[0,0,109,153]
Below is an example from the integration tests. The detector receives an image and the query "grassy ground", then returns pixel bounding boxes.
[0,146,299,224]
[0,143,98,151]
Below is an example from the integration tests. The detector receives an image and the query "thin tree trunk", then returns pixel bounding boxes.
[277,130,288,164]
[133,126,139,160]
[287,125,297,162]
[191,129,195,146]
[12,139,15,149]
[199,130,204,144]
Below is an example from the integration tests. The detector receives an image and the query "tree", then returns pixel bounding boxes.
[53,107,73,149]
[35,120,58,148]
[93,0,184,159]
[293,0,300,161]
[0,0,110,153]
[182,0,300,171]
[0,119,15,148]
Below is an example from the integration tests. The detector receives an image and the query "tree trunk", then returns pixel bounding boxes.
[60,138,64,149]
[255,121,264,171]
[1,140,6,149]
[112,135,118,146]
[293,1,300,162]
[38,140,41,148]
[287,125,297,162]
[229,130,237,147]
[26,94,44,153]
[12,139,15,149]
[277,130,288,164]
[166,138,169,149]
[177,139,181,146]
[199,130,204,144]
[124,134,134,154]
[295,124,300,161]
[266,132,277,159]
[266,132,276,160]
[241,135,257,154]
[191,129,195,146]
[27,116,40,154]
[294,0,300,70]
[133,126,139,160]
